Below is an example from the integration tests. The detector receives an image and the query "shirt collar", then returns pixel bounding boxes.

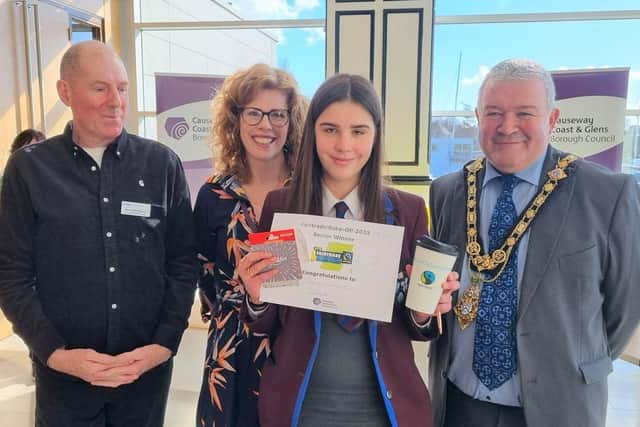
[483,149,546,189]
[63,121,129,159]
[321,184,363,220]
[214,174,248,200]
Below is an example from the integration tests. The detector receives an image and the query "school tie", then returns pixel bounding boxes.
[472,174,520,390]
[334,201,349,220]
[334,201,365,332]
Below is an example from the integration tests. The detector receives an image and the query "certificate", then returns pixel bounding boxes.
[260,213,404,322]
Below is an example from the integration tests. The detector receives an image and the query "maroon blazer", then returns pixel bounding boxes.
[240,187,437,427]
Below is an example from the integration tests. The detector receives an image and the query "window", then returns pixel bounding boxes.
[69,17,102,43]
[435,0,640,15]
[430,10,640,177]
[432,20,640,112]
[134,0,326,23]
[127,2,640,180]
[132,0,326,140]
[623,115,640,182]
[137,26,325,115]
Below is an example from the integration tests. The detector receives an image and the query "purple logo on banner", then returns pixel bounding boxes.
[165,117,190,140]
[156,73,226,203]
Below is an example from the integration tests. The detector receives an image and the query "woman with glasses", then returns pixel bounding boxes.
[194,63,306,427]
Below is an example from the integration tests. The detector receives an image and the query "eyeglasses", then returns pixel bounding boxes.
[240,107,290,128]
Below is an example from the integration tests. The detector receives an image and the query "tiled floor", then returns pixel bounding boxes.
[0,331,638,427]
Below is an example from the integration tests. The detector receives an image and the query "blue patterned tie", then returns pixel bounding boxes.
[473,175,519,390]
[334,202,365,332]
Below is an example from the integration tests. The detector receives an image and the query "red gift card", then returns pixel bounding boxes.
[249,228,296,244]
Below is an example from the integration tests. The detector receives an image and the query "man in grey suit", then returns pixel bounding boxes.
[428,58,640,427]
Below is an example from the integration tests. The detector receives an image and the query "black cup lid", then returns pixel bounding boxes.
[416,234,459,257]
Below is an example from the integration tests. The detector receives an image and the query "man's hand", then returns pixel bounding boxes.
[47,345,172,388]
[411,271,461,323]
[88,344,172,388]
[434,271,460,314]
[46,348,125,384]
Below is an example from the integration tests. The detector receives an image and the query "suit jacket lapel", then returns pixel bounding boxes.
[518,146,577,320]
[452,173,473,274]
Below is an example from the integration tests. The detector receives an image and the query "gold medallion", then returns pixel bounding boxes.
[492,249,507,263]
[548,167,568,181]
[454,274,483,330]
[457,154,577,327]
[467,241,481,255]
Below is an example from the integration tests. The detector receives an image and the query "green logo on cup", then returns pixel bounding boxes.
[420,271,436,285]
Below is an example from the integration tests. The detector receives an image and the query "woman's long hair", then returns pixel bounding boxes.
[287,74,387,223]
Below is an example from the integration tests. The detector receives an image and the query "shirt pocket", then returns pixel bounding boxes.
[117,205,166,246]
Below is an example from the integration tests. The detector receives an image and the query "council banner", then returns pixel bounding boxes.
[551,68,629,171]
[155,73,225,199]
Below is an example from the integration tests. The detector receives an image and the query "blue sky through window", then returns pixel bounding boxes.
[266,1,640,109]
[434,0,640,15]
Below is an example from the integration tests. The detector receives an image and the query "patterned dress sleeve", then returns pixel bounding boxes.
[195,176,271,426]
[194,182,222,317]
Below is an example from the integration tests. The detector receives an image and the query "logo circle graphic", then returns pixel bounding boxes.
[312,298,321,305]
[170,121,189,139]
[420,270,436,285]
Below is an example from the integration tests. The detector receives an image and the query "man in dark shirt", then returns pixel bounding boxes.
[0,40,198,426]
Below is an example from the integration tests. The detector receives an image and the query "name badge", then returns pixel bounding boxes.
[121,201,151,217]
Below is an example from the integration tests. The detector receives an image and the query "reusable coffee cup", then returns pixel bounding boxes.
[406,235,459,314]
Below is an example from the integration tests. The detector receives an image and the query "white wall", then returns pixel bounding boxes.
[135,1,278,117]
[0,0,113,171]
[138,28,277,113]
[0,0,31,171]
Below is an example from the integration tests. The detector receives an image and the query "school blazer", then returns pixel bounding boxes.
[240,187,438,427]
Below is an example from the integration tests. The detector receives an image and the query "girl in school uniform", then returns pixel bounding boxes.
[238,74,459,427]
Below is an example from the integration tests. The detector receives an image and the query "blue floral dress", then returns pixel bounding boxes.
[194,175,270,427]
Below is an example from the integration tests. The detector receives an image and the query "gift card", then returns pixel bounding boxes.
[249,228,302,287]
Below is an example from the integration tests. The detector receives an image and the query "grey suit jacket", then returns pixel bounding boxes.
[428,146,640,427]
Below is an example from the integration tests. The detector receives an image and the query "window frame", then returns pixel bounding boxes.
[123,3,640,178]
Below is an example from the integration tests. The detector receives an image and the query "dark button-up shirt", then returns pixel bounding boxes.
[0,123,198,366]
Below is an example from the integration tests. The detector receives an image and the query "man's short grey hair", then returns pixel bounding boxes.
[60,44,80,80]
[478,58,556,110]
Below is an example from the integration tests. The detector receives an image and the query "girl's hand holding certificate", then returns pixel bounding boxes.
[238,251,278,305]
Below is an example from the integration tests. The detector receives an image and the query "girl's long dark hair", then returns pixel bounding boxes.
[286,74,387,223]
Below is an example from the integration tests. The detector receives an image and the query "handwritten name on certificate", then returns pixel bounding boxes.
[260,213,405,322]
